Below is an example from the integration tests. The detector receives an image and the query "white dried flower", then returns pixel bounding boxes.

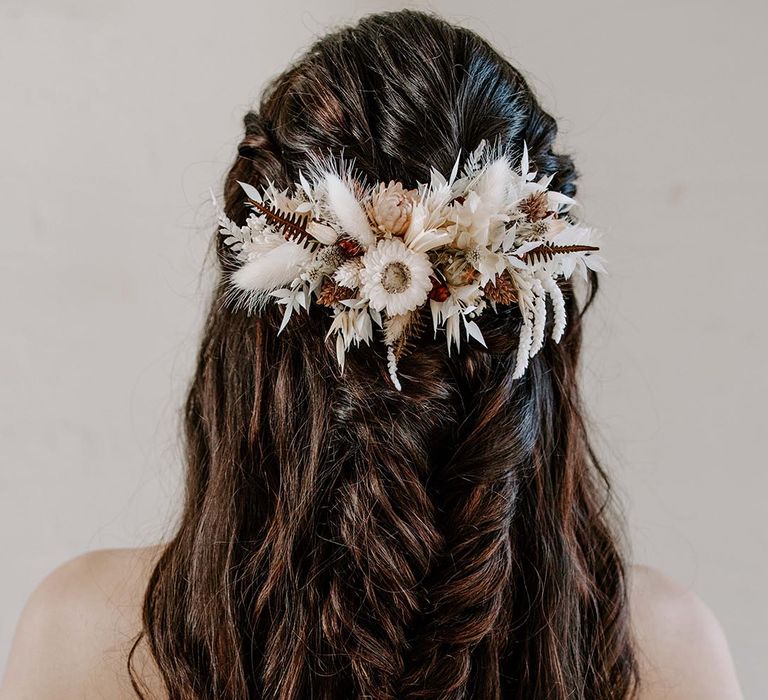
[359,238,433,316]
[368,181,415,235]
[334,258,363,289]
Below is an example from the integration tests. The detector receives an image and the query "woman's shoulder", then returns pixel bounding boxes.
[628,564,742,699]
[1,554,742,699]
[0,546,165,700]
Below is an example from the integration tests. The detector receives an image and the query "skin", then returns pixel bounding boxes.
[0,548,743,699]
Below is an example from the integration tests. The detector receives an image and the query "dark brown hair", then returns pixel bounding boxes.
[130,10,638,699]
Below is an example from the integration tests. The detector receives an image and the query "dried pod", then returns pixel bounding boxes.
[428,276,450,302]
[483,272,517,305]
[518,191,549,222]
[337,238,363,257]
[316,281,354,307]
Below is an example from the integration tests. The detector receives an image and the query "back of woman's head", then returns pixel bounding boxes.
[133,10,638,699]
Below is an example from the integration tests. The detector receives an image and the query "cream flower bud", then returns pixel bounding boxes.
[368,181,415,236]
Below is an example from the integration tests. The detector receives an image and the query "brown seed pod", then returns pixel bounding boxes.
[428,276,450,302]
[337,238,363,257]
[316,281,354,307]
[518,191,549,222]
[483,272,517,305]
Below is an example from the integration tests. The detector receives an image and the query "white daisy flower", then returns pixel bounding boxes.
[359,238,433,316]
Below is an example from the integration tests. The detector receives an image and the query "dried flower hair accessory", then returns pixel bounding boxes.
[213,141,604,390]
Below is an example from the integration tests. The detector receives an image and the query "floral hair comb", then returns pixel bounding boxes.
[213,141,604,390]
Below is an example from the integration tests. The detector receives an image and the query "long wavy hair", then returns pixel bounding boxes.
[129,10,638,699]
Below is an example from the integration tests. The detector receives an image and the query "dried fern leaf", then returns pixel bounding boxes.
[519,243,599,265]
[249,199,316,248]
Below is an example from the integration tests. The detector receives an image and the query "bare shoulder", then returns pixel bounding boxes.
[0,546,165,700]
[629,564,742,700]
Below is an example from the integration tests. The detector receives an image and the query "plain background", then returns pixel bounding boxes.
[1,0,766,695]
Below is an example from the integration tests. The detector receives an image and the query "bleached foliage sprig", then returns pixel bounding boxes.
[212,141,604,389]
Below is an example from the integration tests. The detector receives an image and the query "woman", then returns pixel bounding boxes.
[0,10,742,700]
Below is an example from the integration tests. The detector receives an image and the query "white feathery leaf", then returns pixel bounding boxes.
[463,318,487,347]
[513,319,533,379]
[546,190,575,210]
[529,279,547,357]
[336,333,346,370]
[369,306,383,328]
[461,140,487,179]
[445,313,461,355]
[455,156,515,249]
[386,346,402,391]
[298,170,313,199]
[448,151,461,184]
[278,302,294,333]
[237,180,263,203]
[326,308,345,340]
[405,227,453,253]
[540,274,567,342]
[306,220,338,245]
[520,142,530,180]
[354,309,372,343]
[583,253,607,273]
[430,299,442,336]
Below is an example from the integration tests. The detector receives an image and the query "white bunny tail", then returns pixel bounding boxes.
[475,156,515,213]
[323,172,375,249]
[232,241,312,295]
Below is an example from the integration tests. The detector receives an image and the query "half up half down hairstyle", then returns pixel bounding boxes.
[130,10,639,700]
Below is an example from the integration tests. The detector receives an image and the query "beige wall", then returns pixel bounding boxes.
[1,0,765,695]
